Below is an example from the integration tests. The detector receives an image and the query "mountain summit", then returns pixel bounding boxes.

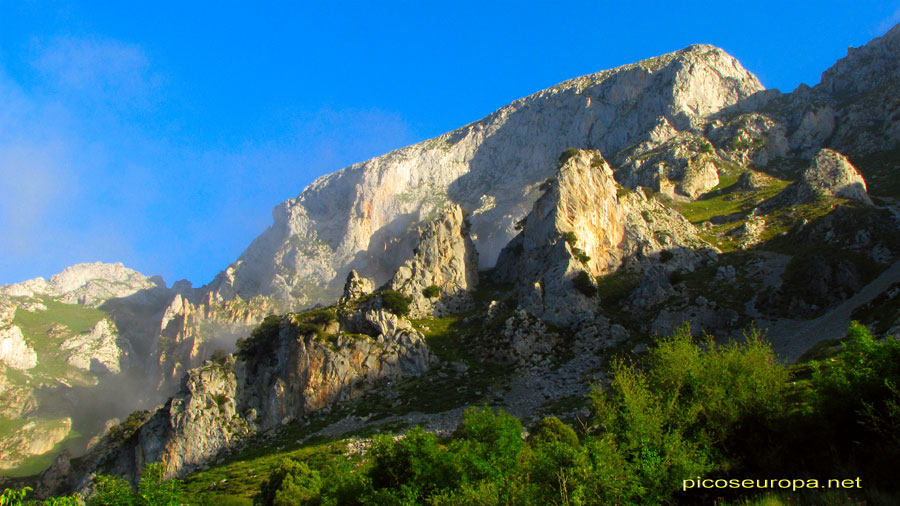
[205,44,763,309]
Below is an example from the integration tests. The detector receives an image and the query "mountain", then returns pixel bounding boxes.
[203,44,763,309]
[3,24,900,499]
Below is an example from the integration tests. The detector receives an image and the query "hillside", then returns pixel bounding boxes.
[1,22,899,506]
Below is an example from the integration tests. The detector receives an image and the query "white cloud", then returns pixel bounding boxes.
[32,36,161,108]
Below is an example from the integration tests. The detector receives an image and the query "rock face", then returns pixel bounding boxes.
[0,326,37,370]
[60,319,127,374]
[57,290,436,490]
[340,271,374,303]
[494,150,716,326]
[798,149,872,204]
[388,204,479,317]
[0,418,71,470]
[1,262,161,307]
[616,133,722,198]
[204,45,763,309]
[155,293,276,391]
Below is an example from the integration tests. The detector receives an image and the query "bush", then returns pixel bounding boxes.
[86,463,188,506]
[137,463,189,506]
[573,271,597,297]
[0,487,31,506]
[423,285,441,299]
[589,324,788,503]
[558,147,579,167]
[452,405,524,482]
[367,427,461,502]
[528,417,579,448]
[380,290,411,317]
[659,250,674,263]
[88,475,134,506]
[256,459,322,506]
[236,314,282,363]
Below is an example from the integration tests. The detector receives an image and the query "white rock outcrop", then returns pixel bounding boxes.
[0,326,37,370]
[799,149,872,204]
[1,262,160,307]
[388,204,479,317]
[60,319,126,374]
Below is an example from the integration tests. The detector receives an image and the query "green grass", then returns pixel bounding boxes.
[671,174,790,224]
[0,420,83,478]
[184,438,350,501]
[10,296,106,383]
[0,416,28,435]
[410,314,471,363]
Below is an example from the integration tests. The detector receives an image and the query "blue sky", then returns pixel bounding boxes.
[1,1,899,287]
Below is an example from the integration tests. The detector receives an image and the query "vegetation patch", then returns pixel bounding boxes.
[235,315,282,365]
[572,271,597,297]
[379,290,411,317]
[557,147,579,167]
[422,285,441,299]
[11,296,108,383]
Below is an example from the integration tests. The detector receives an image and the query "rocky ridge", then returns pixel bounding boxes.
[8,23,900,495]
[387,204,479,317]
[204,44,763,309]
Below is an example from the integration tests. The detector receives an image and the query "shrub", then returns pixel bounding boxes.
[367,427,461,502]
[573,271,597,297]
[236,314,282,363]
[39,495,84,506]
[563,231,578,247]
[380,290,411,317]
[558,147,580,167]
[589,324,788,503]
[452,405,524,482]
[811,321,900,452]
[257,459,322,506]
[137,463,189,506]
[528,417,579,448]
[0,487,31,506]
[423,285,441,299]
[295,308,336,325]
[88,475,134,506]
[659,250,674,263]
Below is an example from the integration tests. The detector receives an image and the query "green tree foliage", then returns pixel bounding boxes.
[137,463,188,506]
[1,487,31,506]
[528,417,579,448]
[87,463,188,506]
[256,459,323,506]
[588,324,788,503]
[451,405,525,483]
[236,315,282,363]
[379,291,411,317]
[422,285,441,299]
[88,475,134,506]
[367,427,461,504]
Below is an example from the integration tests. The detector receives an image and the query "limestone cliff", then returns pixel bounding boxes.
[205,45,762,309]
[51,279,436,492]
[494,150,716,326]
[388,204,479,317]
[0,262,162,307]
[155,293,277,391]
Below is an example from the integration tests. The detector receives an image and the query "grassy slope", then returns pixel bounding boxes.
[10,296,107,385]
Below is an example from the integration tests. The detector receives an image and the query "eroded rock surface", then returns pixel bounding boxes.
[388,204,479,317]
